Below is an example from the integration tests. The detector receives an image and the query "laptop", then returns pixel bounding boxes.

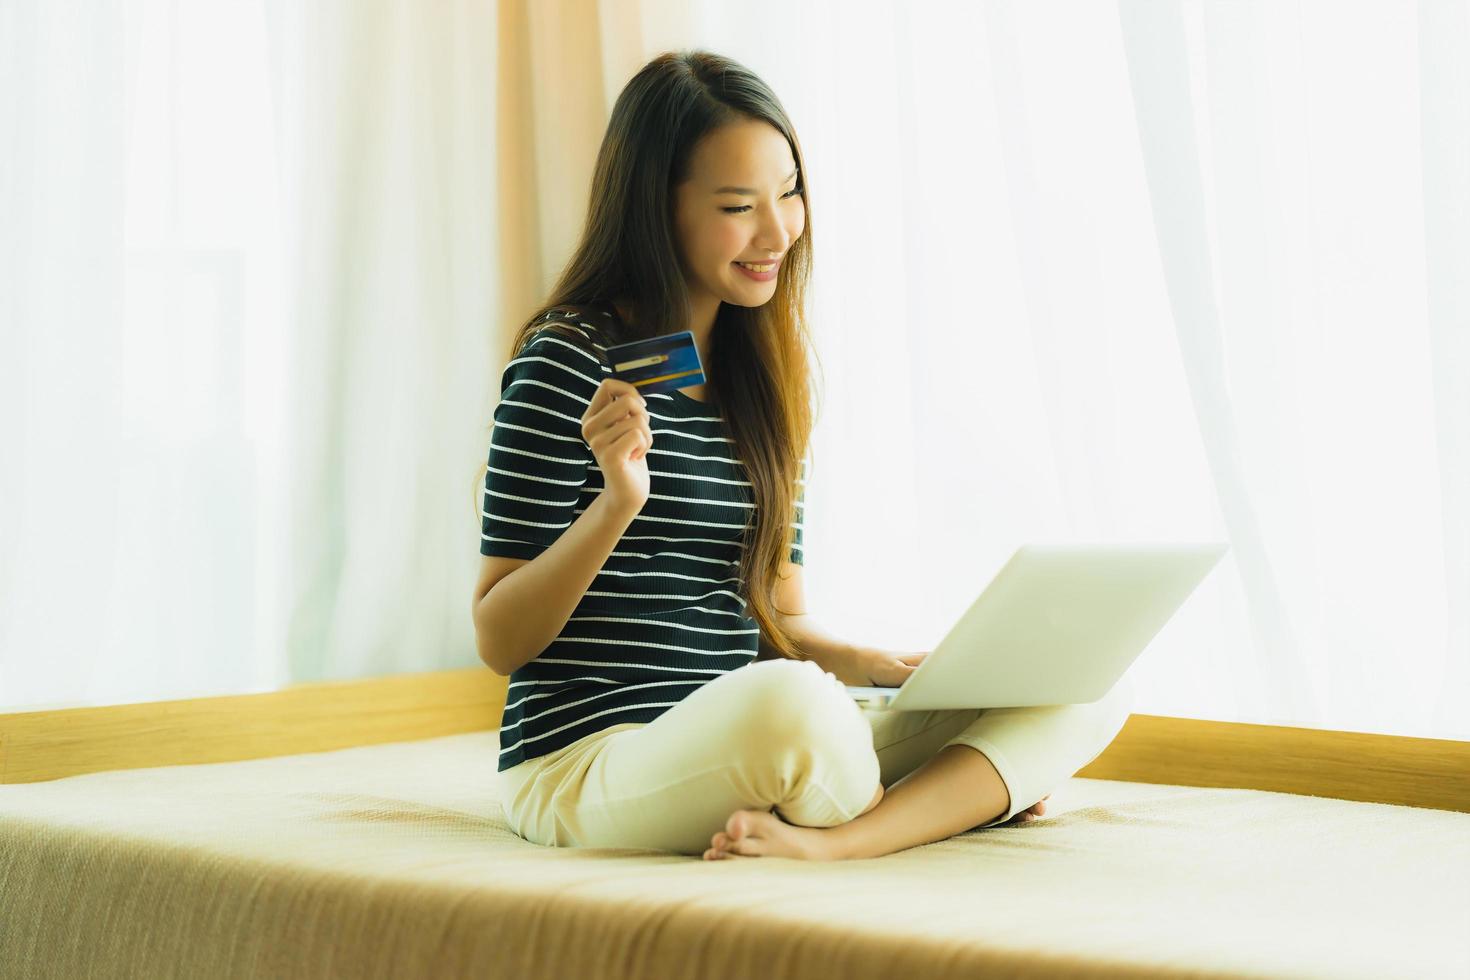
[846,542,1229,710]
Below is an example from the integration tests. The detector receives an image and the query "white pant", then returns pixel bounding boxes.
[499,657,1135,856]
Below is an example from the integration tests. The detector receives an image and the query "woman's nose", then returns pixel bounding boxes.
[757,217,791,254]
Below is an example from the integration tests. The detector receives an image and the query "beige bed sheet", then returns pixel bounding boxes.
[1,730,1466,979]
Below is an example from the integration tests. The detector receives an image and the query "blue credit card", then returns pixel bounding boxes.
[604,330,706,396]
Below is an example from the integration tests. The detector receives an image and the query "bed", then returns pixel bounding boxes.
[3,667,1468,979]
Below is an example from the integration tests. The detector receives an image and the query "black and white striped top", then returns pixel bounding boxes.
[480,304,805,772]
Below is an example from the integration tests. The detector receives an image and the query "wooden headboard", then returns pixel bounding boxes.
[3,667,1466,814]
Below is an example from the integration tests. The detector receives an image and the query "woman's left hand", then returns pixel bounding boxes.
[860,649,928,687]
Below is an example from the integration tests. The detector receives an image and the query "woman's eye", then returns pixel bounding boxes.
[723,186,803,214]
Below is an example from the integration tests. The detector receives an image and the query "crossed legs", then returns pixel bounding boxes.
[704,742,1049,861]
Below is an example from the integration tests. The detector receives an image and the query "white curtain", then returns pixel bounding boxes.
[0,0,504,708]
[753,0,1470,740]
[2,1,1466,743]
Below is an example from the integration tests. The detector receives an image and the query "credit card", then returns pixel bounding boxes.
[604,330,706,396]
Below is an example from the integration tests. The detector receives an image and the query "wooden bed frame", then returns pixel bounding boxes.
[3,667,1467,815]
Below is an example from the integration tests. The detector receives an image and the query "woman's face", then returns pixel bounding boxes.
[673,117,805,309]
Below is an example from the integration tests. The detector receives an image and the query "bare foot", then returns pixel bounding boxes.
[702,808,842,861]
[701,793,1056,861]
[1006,794,1052,825]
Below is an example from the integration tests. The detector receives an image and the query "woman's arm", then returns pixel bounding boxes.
[753,562,874,684]
[476,491,642,676]
[756,614,874,685]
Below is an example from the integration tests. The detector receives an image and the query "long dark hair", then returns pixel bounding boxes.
[475,49,821,659]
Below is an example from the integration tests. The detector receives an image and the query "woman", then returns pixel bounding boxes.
[472,50,1133,861]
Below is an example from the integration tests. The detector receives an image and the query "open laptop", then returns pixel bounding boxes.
[846,542,1229,710]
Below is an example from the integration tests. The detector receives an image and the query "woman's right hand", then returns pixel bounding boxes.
[581,378,652,512]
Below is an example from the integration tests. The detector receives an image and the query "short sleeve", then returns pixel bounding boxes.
[789,456,807,565]
[480,326,606,560]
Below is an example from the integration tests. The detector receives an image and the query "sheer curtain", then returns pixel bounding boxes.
[751,0,1469,740]
[0,0,508,709]
[2,0,294,707]
[3,1,1465,742]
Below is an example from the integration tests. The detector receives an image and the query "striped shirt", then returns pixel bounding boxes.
[480,305,805,772]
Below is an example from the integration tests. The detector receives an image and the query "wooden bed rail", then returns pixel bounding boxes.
[2,667,1467,814]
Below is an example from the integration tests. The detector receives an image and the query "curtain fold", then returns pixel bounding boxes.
[2,0,1465,743]
[1417,0,1470,736]
[1116,0,1319,724]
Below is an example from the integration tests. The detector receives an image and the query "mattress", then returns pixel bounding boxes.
[1,730,1466,979]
